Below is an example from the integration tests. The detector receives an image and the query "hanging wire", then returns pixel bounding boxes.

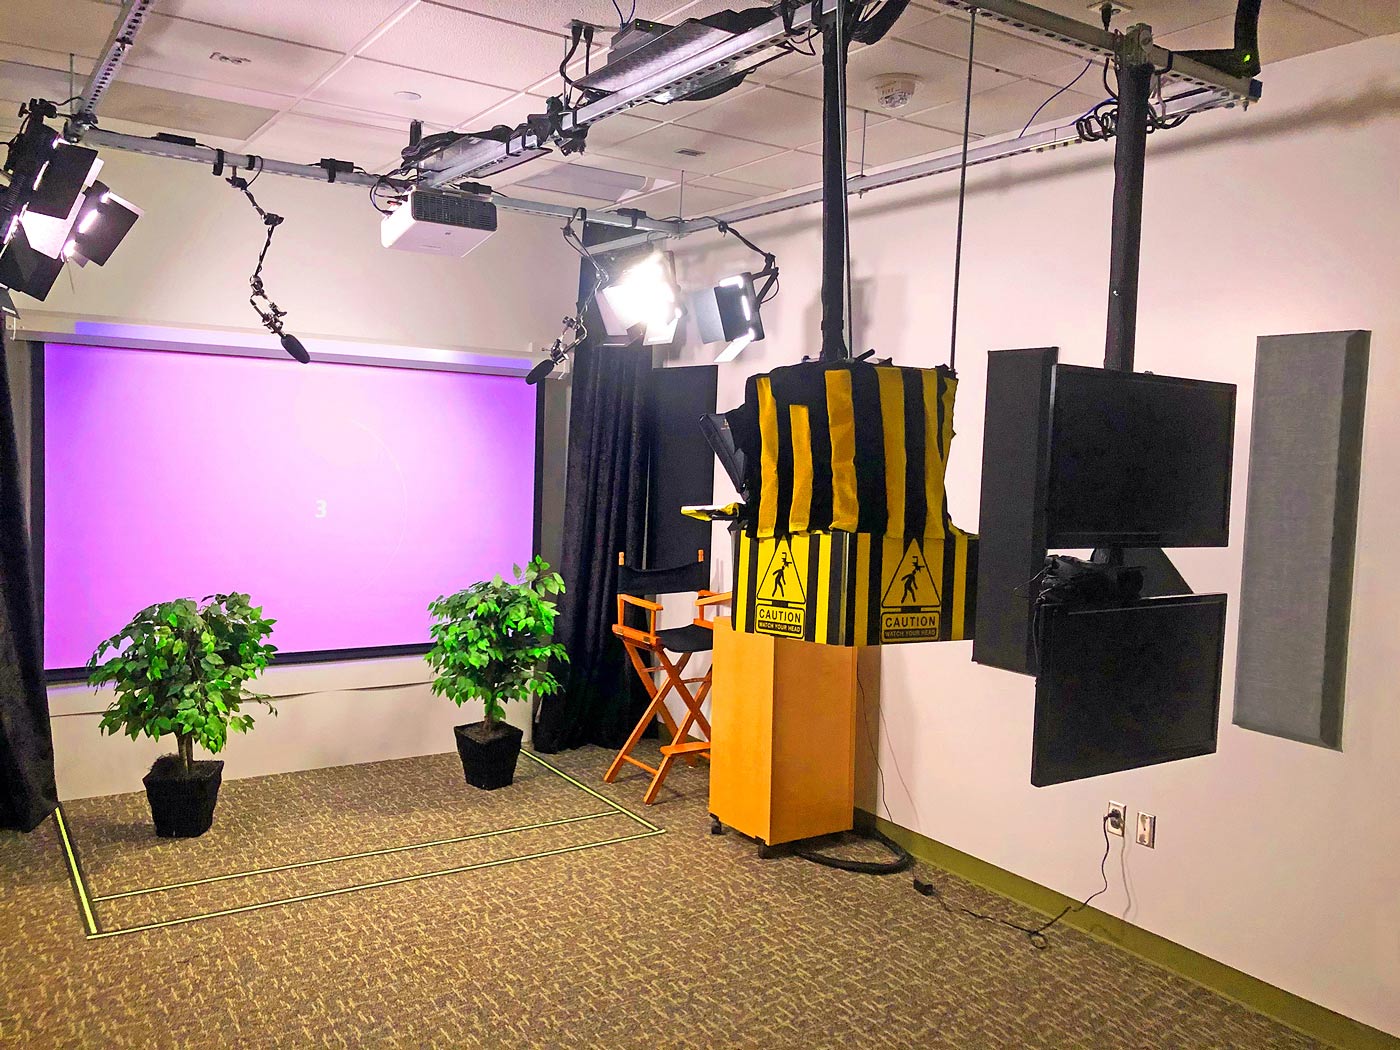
[1018,59,1093,138]
[947,7,978,375]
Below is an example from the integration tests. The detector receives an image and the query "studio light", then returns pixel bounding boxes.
[28,142,101,219]
[0,226,65,301]
[20,190,87,259]
[63,182,142,267]
[693,271,767,363]
[0,99,139,304]
[598,250,683,346]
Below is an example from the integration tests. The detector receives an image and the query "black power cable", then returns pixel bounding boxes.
[913,813,1118,950]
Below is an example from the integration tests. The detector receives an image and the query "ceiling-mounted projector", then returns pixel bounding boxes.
[381,187,497,256]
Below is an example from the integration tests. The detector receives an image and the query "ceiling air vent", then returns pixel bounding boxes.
[675,147,706,158]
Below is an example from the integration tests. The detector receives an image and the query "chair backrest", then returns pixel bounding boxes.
[617,550,709,597]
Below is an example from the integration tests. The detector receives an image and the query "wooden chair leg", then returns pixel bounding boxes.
[642,670,714,805]
[604,643,676,784]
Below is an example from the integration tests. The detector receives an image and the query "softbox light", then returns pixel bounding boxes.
[692,272,765,362]
[598,250,683,346]
[29,142,102,219]
[66,183,142,266]
[0,226,65,301]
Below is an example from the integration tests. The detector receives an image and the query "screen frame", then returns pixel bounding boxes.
[33,340,545,683]
[1044,365,1237,549]
[1030,593,1228,787]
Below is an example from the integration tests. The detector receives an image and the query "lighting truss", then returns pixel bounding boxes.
[415,0,1259,190]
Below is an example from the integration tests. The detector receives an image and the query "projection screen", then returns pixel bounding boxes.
[40,343,537,673]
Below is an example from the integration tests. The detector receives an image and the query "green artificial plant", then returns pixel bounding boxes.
[88,593,278,773]
[427,557,568,727]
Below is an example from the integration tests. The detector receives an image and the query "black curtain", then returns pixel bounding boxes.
[533,333,651,752]
[0,335,58,831]
[534,222,655,752]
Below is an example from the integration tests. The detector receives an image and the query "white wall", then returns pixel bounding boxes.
[8,143,578,799]
[22,146,576,354]
[669,35,1400,1038]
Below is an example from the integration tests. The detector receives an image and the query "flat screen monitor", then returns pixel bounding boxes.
[1046,366,1236,548]
[1031,594,1227,787]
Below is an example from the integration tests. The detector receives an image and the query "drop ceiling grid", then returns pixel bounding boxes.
[1,0,1396,216]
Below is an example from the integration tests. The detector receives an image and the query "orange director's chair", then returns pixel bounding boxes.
[605,550,730,805]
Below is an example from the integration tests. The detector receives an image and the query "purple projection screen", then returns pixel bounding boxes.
[42,343,536,671]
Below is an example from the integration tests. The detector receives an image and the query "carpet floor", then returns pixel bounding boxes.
[0,742,1320,1049]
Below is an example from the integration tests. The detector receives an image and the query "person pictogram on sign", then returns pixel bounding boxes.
[772,553,791,597]
[901,557,923,604]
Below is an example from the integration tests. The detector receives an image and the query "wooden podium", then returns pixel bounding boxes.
[708,617,859,847]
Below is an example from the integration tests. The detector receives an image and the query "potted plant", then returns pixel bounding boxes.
[427,557,567,790]
[88,593,277,838]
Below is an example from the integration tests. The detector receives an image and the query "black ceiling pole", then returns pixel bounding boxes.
[1104,40,1154,373]
[819,1,851,362]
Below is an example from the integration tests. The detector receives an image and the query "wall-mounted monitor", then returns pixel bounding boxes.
[1031,593,1227,787]
[1046,366,1236,549]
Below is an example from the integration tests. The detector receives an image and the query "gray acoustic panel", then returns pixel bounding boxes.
[1234,331,1369,749]
[973,347,1057,676]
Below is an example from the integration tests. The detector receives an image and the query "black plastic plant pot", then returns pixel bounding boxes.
[143,755,224,838]
[454,721,523,790]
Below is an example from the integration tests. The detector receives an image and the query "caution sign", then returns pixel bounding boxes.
[880,538,942,642]
[754,536,808,639]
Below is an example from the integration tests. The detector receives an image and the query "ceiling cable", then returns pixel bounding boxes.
[947,7,978,376]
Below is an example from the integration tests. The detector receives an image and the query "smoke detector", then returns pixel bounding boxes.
[872,74,918,111]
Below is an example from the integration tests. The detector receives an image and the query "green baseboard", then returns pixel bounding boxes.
[856,810,1399,1050]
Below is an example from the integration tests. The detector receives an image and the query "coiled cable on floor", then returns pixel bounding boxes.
[793,827,914,875]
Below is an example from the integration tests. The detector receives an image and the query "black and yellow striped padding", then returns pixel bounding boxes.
[731,528,978,646]
[736,360,961,540]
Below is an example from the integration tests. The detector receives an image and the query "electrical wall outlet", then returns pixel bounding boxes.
[1107,801,1127,837]
[1136,811,1157,848]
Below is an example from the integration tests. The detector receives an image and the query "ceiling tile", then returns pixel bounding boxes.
[1156,5,1361,65]
[110,63,299,115]
[0,0,117,61]
[692,173,783,196]
[127,14,343,98]
[103,81,279,140]
[906,76,1100,136]
[309,58,513,128]
[292,98,414,133]
[1000,1,1239,37]
[566,151,685,186]
[748,46,822,87]
[458,92,553,132]
[808,116,964,170]
[572,111,659,151]
[244,112,410,167]
[779,39,1016,110]
[1286,0,1400,36]
[0,59,74,107]
[673,85,832,149]
[597,122,782,174]
[153,0,409,53]
[362,4,568,92]
[436,1,691,35]
[719,147,855,192]
[484,153,565,188]
[613,182,749,220]
[895,12,1090,77]
[0,55,273,141]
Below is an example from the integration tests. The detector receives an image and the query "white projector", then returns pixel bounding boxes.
[381,188,498,256]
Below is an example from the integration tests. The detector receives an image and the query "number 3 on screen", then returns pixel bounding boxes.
[315,499,327,519]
